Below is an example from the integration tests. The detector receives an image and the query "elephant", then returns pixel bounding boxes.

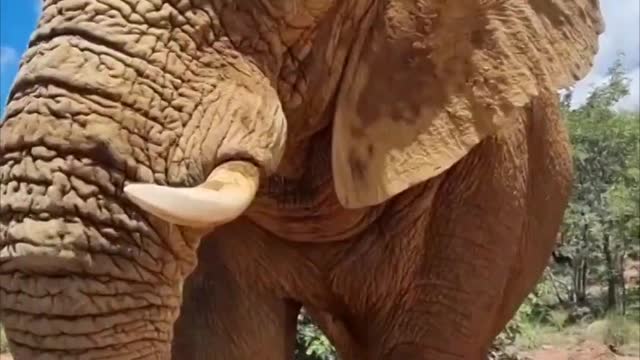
[0,0,603,359]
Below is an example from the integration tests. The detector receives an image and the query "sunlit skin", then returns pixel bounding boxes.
[0,0,602,358]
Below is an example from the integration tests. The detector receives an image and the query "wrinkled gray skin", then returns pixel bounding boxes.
[0,0,602,359]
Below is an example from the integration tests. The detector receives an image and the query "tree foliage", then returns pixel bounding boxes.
[559,56,639,313]
[295,309,337,360]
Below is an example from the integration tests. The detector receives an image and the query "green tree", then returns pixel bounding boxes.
[560,55,639,313]
[492,55,639,353]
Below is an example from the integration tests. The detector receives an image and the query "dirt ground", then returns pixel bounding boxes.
[1,341,636,360]
[522,340,638,360]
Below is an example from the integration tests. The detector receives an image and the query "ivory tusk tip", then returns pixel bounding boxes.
[123,162,260,229]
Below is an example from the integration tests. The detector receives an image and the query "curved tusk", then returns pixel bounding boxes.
[124,161,260,228]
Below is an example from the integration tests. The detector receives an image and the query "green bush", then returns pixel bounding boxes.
[513,321,545,350]
[548,309,570,329]
[295,312,337,360]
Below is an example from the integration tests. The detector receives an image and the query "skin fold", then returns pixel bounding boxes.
[0,0,602,359]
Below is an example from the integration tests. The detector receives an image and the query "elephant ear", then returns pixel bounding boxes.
[332,0,602,208]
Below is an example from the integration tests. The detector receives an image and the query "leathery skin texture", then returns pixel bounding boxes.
[0,0,602,359]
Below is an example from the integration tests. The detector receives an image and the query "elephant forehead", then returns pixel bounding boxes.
[9,0,291,184]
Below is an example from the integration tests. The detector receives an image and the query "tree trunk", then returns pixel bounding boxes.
[547,269,567,304]
[572,254,588,304]
[571,223,590,305]
[619,252,627,315]
[580,258,588,303]
[602,234,618,311]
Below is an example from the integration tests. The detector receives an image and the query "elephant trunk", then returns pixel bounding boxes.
[0,147,184,358]
[0,1,285,358]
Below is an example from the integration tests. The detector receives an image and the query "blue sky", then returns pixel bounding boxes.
[0,0,639,116]
[0,0,41,115]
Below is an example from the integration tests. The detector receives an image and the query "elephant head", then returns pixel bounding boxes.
[0,0,602,358]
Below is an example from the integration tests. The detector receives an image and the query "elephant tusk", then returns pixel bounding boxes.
[124,161,260,228]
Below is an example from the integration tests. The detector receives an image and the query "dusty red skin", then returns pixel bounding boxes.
[0,0,602,358]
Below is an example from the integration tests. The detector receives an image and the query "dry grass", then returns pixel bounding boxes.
[586,314,640,355]
[0,324,7,354]
[514,313,640,357]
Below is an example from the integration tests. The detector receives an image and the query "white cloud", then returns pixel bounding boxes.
[617,67,640,111]
[572,0,640,111]
[0,46,17,73]
[595,0,640,71]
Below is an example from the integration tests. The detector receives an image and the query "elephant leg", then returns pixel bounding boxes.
[485,92,574,339]
[379,135,531,358]
[332,106,568,359]
[171,226,300,360]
